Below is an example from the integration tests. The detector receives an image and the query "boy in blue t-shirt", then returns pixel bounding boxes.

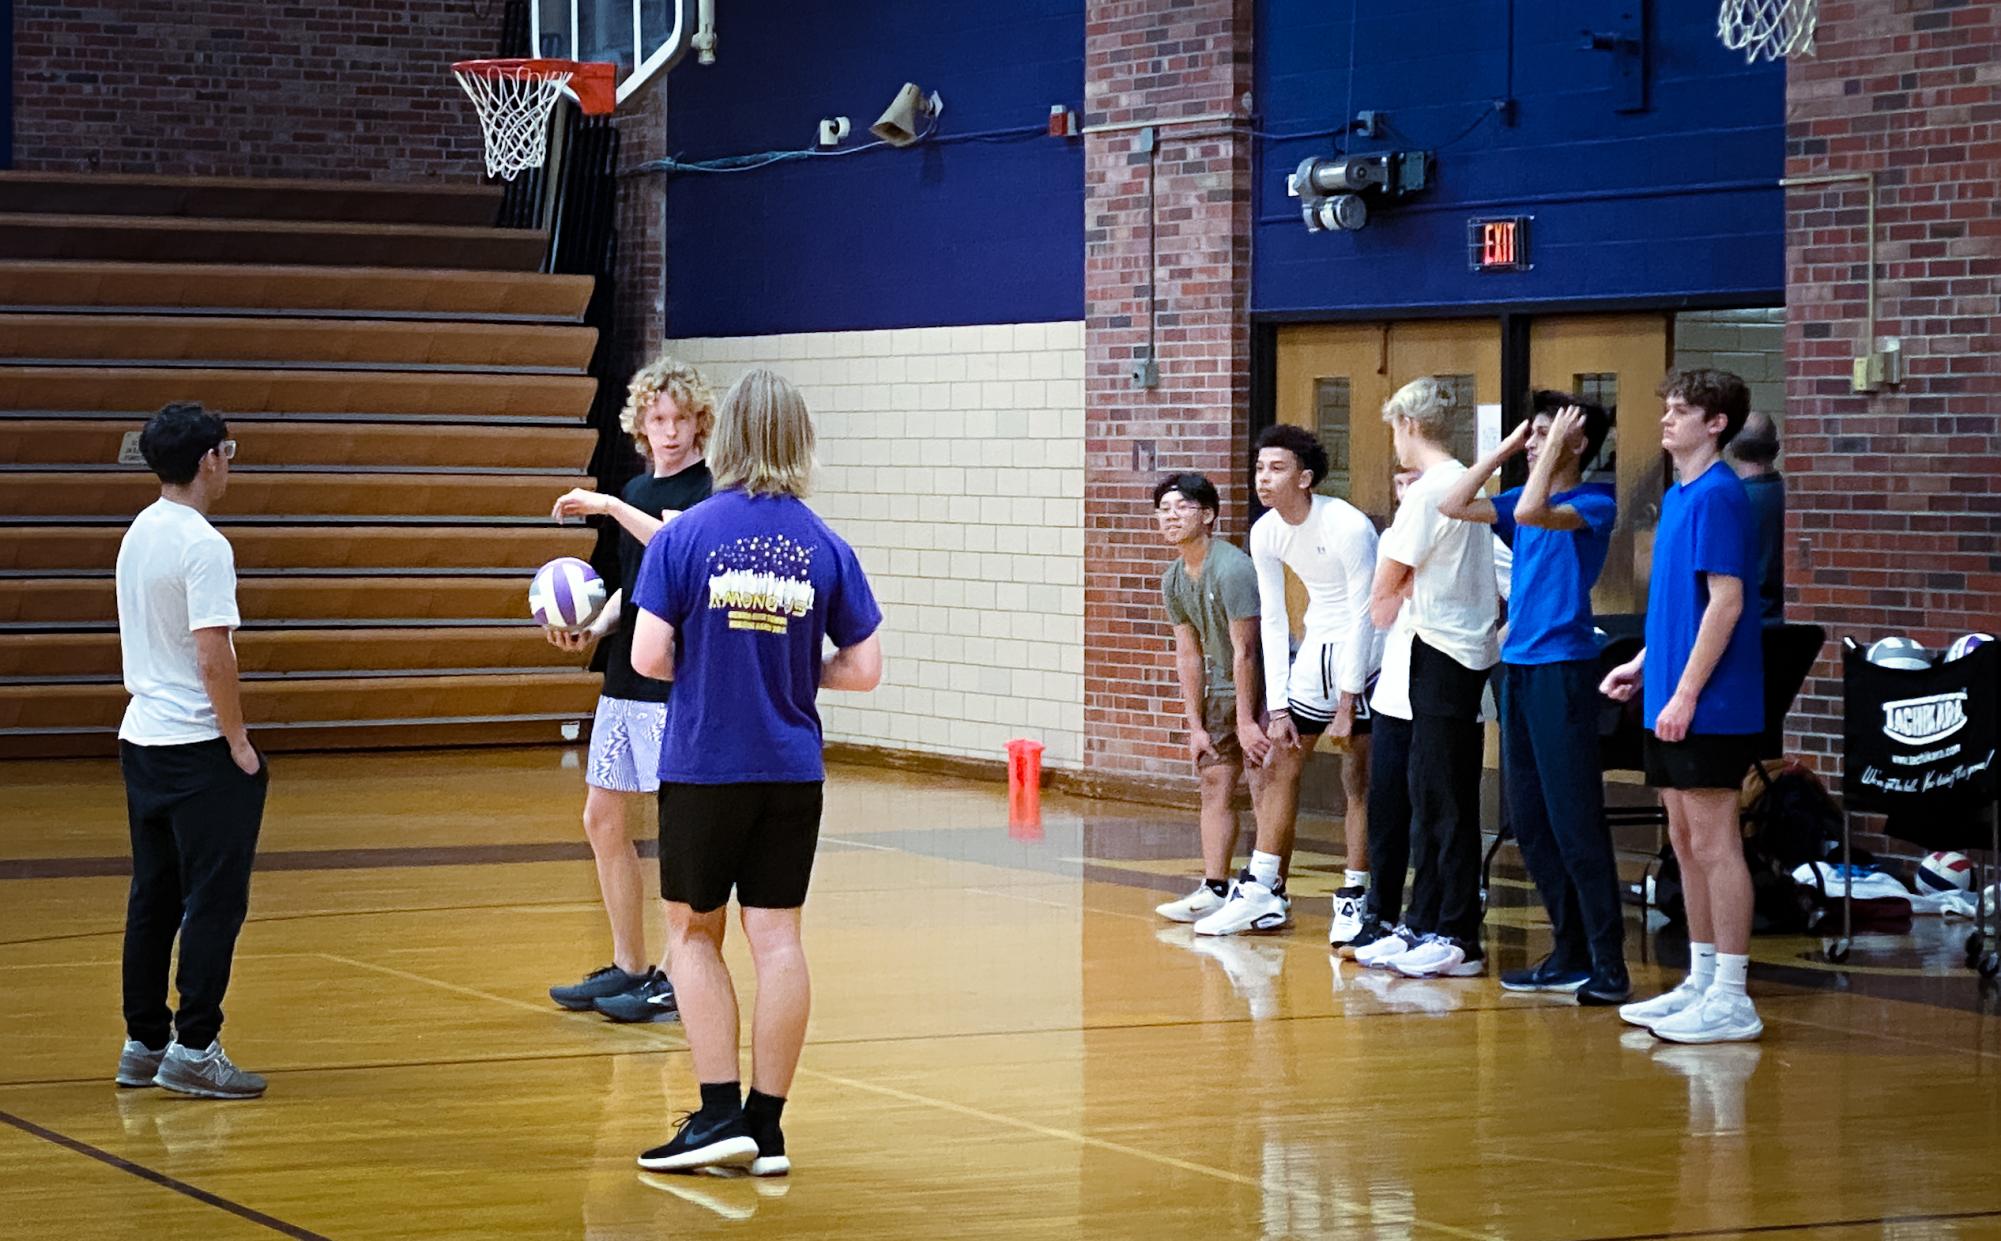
[1601,369,1765,1046]
[1439,391,1629,1004]
[628,368,884,1177]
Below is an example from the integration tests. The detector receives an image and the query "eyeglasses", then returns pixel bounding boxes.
[1156,501,1203,516]
[212,439,237,461]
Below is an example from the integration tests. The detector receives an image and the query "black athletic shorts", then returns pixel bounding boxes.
[1291,672,1378,738]
[658,781,824,913]
[1643,732,1760,791]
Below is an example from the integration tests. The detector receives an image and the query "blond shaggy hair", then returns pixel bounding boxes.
[619,354,716,462]
[709,368,815,498]
[1381,375,1456,445]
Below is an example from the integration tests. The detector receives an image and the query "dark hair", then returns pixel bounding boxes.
[138,402,229,485]
[1657,368,1750,448]
[1530,388,1612,470]
[1254,424,1329,488]
[1729,411,1780,466]
[1152,471,1220,515]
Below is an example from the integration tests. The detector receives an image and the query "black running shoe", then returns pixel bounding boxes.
[747,1118,789,1178]
[1576,962,1634,1006]
[637,1112,759,1173]
[1499,953,1592,993]
[550,964,647,1012]
[594,970,680,1023]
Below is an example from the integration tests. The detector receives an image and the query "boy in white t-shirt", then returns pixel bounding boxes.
[112,402,269,1101]
[1350,378,1500,978]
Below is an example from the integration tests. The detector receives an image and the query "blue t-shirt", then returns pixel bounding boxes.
[1492,482,1616,665]
[631,489,883,783]
[1643,461,1764,735]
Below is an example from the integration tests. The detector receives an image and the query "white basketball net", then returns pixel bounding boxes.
[453,64,572,180]
[1718,0,1819,62]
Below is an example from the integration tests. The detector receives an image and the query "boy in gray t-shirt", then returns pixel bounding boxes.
[1151,472,1270,924]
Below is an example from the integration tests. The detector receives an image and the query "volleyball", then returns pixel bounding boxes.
[529,557,606,632]
[1865,637,1933,670]
[1916,851,1974,895]
[1945,633,1994,662]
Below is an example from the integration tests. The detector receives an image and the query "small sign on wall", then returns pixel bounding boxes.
[118,432,146,466]
[1468,216,1531,272]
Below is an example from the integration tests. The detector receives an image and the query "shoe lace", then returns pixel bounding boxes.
[584,964,623,982]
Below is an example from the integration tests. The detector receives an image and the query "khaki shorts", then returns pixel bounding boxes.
[1198,693,1247,771]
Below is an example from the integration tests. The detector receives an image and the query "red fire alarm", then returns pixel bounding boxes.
[1048,105,1077,137]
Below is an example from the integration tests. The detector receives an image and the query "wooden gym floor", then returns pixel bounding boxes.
[3,748,1999,1239]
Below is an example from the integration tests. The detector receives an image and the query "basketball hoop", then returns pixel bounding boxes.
[452,58,616,180]
[1717,0,1819,62]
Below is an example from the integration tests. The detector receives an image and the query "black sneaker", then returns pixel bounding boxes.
[550,964,647,1011]
[1499,953,1592,994]
[1576,962,1634,1006]
[747,1118,789,1177]
[593,970,680,1023]
[1337,918,1390,960]
[637,1112,759,1173]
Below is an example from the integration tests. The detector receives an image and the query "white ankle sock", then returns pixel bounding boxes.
[1344,869,1369,890]
[1712,952,1750,996]
[1689,942,1718,990]
[1248,851,1282,889]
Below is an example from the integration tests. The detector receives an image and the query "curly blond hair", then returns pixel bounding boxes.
[619,354,716,462]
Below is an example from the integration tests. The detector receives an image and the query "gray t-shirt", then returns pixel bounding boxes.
[1161,538,1261,699]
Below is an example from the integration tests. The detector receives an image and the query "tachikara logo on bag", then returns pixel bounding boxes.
[1881,691,1968,746]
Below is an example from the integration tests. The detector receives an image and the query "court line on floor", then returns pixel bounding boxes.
[0,1107,333,1241]
[303,951,1494,1240]
[790,1062,1496,1241]
[1565,1205,2001,1241]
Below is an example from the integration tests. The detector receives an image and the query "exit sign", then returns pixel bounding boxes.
[1469,216,1531,272]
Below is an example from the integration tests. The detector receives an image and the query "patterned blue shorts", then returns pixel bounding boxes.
[587,695,666,793]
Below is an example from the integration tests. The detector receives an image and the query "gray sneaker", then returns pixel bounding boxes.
[550,964,649,1011]
[153,1042,267,1100]
[592,969,680,1023]
[116,1039,165,1088]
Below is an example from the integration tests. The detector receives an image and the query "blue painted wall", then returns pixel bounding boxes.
[1253,0,1785,317]
[662,1,1084,339]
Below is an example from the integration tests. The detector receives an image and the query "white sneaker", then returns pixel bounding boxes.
[1392,935,1485,978]
[1618,979,1708,1029]
[1357,924,1421,969]
[1648,989,1763,1044]
[1157,882,1227,923]
[1192,877,1292,936]
[1328,886,1367,948]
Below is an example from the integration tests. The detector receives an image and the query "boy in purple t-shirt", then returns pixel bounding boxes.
[628,368,883,1177]
[1602,369,1765,1045]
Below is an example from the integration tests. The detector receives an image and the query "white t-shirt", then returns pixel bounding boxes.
[1376,461,1500,673]
[1249,494,1383,714]
[116,498,241,745]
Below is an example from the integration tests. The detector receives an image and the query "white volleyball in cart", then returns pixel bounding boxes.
[1866,637,1934,670]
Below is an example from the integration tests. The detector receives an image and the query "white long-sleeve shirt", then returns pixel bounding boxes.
[1249,494,1382,715]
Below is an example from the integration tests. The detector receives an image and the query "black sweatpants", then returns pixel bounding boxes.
[1401,637,1490,946]
[1363,714,1414,929]
[1500,659,1624,971]
[120,738,267,1051]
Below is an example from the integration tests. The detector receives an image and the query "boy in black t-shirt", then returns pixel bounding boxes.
[545,355,715,1022]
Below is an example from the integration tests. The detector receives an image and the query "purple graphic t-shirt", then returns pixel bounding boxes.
[632,489,882,784]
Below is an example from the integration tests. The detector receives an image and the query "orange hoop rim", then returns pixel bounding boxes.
[451,58,616,115]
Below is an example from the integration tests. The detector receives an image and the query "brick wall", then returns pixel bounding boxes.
[610,85,668,380]
[10,0,492,178]
[1081,0,1254,788]
[668,325,1089,768]
[1782,0,2001,773]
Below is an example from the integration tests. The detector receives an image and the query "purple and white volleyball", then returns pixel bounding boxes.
[529,557,607,631]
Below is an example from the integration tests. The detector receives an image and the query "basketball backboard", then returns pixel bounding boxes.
[533,0,710,107]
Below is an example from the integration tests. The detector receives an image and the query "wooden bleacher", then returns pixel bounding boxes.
[0,171,605,758]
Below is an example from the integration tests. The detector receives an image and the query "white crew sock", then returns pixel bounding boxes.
[1688,942,1718,991]
[1344,869,1370,890]
[1712,952,1750,996]
[1248,851,1283,890]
